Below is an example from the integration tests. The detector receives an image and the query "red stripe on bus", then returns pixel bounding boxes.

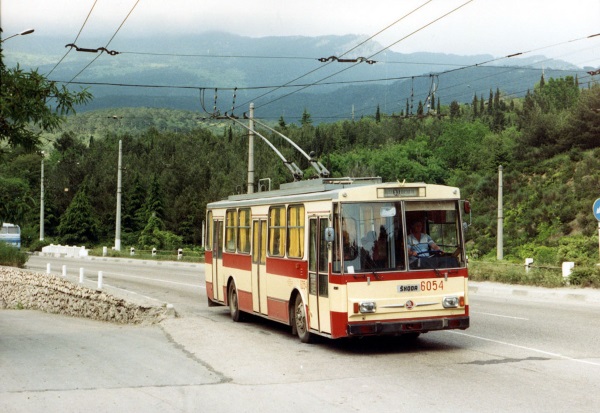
[330,311,349,338]
[205,250,213,261]
[238,289,253,313]
[266,257,308,279]
[267,297,289,323]
[223,252,252,270]
[330,268,468,284]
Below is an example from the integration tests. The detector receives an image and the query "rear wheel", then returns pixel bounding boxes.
[229,283,242,322]
[294,294,312,343]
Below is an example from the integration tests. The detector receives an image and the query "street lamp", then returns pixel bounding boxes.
[1,29,35,43]
[40,151,44,241]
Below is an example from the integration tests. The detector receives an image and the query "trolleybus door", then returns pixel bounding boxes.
[252,219,268,314]
[212,219,224,302]
[308,217,331,334]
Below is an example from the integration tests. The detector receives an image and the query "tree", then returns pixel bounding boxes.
[0,51,92,152]
[449,101,460,119]
[375,105,381,122]
[57,185,99,245]
[472,94,479,117]
[300,109,312,126]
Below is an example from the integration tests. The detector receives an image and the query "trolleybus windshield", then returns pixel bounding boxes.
[334,201,464,273]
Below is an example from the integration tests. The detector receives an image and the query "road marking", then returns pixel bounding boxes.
[94,271,205,289]
[471,311,528,320]
[447,330,600,366]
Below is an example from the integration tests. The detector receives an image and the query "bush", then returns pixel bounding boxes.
[0,242,28,268]
[557,235,597,266]
[27,238,52,253]
[568,267,600,288]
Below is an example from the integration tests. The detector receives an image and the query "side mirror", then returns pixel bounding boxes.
[324,227,335,243]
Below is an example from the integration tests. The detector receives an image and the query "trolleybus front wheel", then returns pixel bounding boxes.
[294,294,312,343]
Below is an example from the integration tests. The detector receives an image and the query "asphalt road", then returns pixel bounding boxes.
[2,255,600,412]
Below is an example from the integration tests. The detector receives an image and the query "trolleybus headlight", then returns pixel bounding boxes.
[358,301,377,313]
[443,296,459,308]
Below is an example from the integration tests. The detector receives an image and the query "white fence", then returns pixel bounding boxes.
[41,244,89,258]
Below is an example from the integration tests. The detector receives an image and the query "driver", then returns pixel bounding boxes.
[407,221,443,261]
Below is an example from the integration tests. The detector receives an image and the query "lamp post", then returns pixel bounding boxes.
[115,139,122,251]
[1,29,35,43]
[40,151,44,241]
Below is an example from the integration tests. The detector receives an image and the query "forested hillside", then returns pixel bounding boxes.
[1,75,599,266]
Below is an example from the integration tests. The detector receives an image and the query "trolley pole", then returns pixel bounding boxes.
[247,103,255,194]
[497,165,504,260]
[115,139,122,251]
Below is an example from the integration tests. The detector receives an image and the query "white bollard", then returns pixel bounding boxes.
[46,263,51,274]
[79,268,84,283]
[525,258,534,273]
[62,265,67,277]
[562,262,575,283]
[177,248,183,260]
[98,271,103,289]
[152,247,157,257]
[103,246,107,257]
[130,247,135,256]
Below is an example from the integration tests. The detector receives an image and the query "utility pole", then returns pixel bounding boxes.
[39,153,44,241]
[497,165,504,260]
[115,139,122,251]
[247,103,255,194]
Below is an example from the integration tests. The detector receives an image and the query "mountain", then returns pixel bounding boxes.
[3,32,585,122]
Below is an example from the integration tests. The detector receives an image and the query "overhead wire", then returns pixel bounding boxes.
[67,0,142,83]
[251,0,475,112]
[234,0,435,111]
[46,0,99,77]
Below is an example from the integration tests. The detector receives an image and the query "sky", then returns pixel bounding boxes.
[2,0,599,68]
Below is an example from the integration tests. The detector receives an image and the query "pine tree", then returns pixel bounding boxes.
[278,116,286,129]
[300,109,312,126]
[417,101,424,116]
[375,105,381,122]
[143,175,164,222]
[472,94,479,117]
[57,184,99,245]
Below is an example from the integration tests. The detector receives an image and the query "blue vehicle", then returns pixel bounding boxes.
[0,223,21,249]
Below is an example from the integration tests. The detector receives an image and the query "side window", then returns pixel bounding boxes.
[287,204,305,258]
[238,208,251,254]
[225,209,237,252]
[268,206,286,257]
[206,211,213,251]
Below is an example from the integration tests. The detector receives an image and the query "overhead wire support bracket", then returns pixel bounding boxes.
[225,115,304,181]
[318,56,377,65]
[251,118,330,178]
[65,43,120,56]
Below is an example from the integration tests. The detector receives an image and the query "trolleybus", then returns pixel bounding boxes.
[205,177,470,342]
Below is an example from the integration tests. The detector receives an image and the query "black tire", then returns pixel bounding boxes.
[229,283,242,322]
[294,294,312,343]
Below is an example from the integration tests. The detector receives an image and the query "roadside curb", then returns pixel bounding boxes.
[469,281,600,306]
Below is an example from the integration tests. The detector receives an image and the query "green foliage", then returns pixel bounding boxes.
[138,214,183,250]
[0,241,28,268]
[469,261,566,288]
[568,267,600,288]
[57,185,100,245]
[1,73,599,277]
[0,52,92,151]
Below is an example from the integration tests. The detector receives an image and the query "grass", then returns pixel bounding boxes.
[0,242,29,268]
[469,260,600,288]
